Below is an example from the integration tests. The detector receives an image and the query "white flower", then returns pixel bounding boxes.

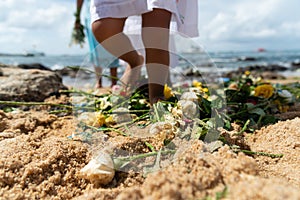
[278,90,293,103]
[80,151,115,185]
[99,96,112,110]
[163,113,176,122]
[171,106,183,119]
[181,91,198,102]
[178,100,199,119]
[188,87,201,94]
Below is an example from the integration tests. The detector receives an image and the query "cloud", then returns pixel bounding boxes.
[281,22,300,36]
[198,0,300,50]
[0,0,299,54]
[0,0,87,54]
[6,5,67,29]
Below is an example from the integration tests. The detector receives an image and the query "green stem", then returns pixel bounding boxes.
[109,113,150,129]
[102,110,149,114]
[0,100,97,112]
[60,89,99,97]
[145,142,156,152]
[49,110,72,114]
[236,149,283,158]
[113,150,176,169]
[0,101,73,109]
[229,102,269,117]
[235,119,250,135]
[84,124,127,136]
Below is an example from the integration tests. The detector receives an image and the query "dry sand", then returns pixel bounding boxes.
[0,96,300,199]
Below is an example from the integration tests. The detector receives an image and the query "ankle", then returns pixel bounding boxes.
[150,96,165,105]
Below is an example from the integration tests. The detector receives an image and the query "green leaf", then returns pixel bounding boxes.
[248,107,266,116]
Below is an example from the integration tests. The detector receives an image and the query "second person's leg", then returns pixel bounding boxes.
[92,18,143,87]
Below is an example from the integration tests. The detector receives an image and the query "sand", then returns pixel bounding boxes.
[0,96,300,199]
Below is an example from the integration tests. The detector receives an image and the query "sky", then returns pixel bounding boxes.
[0,0,299,55]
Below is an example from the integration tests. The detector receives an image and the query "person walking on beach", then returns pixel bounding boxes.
[90,0,198,104]
[74,0,121,88]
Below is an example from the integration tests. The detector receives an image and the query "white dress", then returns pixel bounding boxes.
[90,0,199,37]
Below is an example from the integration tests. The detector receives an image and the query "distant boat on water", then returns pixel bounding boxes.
[23,50,45,57]
[257,48,266,52]
[0,50,45,57]
[182,45,204,54]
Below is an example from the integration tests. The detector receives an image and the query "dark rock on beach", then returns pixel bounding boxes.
[243,64,288,72]
[223,64,288,80]
[291,61,300,70]
[17,63,52,71]
[184,68,202,77]
[236,56,257,61]
[260,71,286,80]
[55,66,93,79]
[0,65,67,102]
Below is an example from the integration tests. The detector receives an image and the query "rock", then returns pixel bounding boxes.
[17,63,52,71]
[0,67,67,102]
[55,66,79,78]
[236,56,257,61]
[183,68,201,77]
[292,60,300,66]
[0,68,3,76]
[183,68,194,76]
[55,66,92,79]
[291,60,300,70]
[223,64,288,79]
[260,71,286,80]
[244,64,288,72]
[267,64,288,71]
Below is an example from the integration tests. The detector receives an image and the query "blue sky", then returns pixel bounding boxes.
[0,0,299,55]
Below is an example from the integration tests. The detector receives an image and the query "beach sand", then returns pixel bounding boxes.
[1,79,300,199]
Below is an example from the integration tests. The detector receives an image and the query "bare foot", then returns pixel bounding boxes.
[94,82,102,89]
[120,55,144,90]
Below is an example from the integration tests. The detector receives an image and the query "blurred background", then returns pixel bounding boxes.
[0,0,299,86]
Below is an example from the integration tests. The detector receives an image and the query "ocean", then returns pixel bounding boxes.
[1,50,300,87]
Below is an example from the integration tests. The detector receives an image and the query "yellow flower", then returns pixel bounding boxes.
[244,71,251,76]
[164,84,174,100]
[192,80,202,88]
[202,87,209,93]
[105,115,115,125]
[254,84,274,99]
[94,112,106,127]
[273,100,290,113]
[280,105,289,113]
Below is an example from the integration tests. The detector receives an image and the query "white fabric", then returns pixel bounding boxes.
[90,0,199,37]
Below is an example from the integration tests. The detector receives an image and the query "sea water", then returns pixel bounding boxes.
[1,50,299,87]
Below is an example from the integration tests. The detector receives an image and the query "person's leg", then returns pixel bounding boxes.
[142,9,172,104]
[92,18,143,71]
[94,66,103,88]
[110,67,118,87]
